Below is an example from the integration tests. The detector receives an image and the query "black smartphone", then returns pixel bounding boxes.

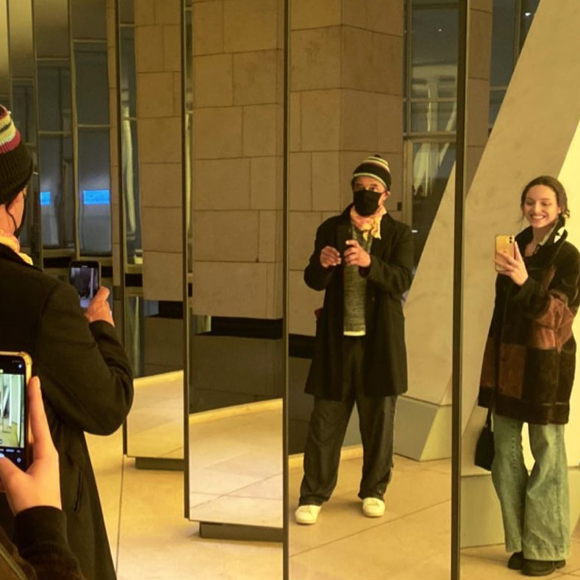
[69,260,101,309]
[0,352,31,470]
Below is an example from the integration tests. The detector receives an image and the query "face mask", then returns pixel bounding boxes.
[353,189,382,217]
[7,194,26,238]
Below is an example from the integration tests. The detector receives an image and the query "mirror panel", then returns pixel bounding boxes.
[186,0,284,537]
[288,1,452,578]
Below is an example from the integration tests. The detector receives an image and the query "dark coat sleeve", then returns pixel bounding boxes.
[512,244,580,325]
[36,282,134,435]
[304,220,337,291]
[366,224,414,294]
[11,507,86,580]
[0,507,85,580]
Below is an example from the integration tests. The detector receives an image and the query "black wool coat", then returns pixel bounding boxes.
[0,244,134,580]
[304,208,414,400]
[478,224,580,424]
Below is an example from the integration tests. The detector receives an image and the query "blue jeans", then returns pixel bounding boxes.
[491,413,570,560]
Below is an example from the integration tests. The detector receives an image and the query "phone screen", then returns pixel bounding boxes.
[70,261,100,309]
[0,353,29,469]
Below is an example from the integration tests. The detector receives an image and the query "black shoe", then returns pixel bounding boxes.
[522,559,565,577]
[507,551,524,570]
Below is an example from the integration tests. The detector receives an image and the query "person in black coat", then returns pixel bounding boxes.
[295,155,413,525]
[0,106,133,580]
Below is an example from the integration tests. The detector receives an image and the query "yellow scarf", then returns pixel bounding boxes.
[0,229,33,265]
[349,205,387,241]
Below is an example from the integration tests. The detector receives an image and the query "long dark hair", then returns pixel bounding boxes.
[520,175,570,219]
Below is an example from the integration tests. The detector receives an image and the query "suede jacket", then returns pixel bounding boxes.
[478,222,580,424]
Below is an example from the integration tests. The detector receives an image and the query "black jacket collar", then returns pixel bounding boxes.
[0,242,39,270]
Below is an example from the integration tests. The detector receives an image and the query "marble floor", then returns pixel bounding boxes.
[289,455,580,580]
[87,428,283,580]
[87,424,580,580]
[189,403,283,527]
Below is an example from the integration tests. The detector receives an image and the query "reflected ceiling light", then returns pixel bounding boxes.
[524,11,532,16]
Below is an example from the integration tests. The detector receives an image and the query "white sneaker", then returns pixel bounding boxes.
[295,504,321,525]
[362,497,385,518]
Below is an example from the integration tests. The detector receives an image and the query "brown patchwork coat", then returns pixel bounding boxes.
[478,224,580,425]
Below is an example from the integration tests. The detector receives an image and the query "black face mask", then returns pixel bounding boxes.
[7,195,27,238]
[353,189,382,217]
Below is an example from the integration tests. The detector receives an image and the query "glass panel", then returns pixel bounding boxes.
[39,134,74,249]
[34,0,69,59]
[411,140,456,264]
[70,0,106,40]
[119,0,134,25]
[490,0,516,88]
[520,0,541,48]
[75,42,109,126]
[37,62,72,132]
[121,119,142,263]
[411,2,458,99]
[489,88,506,127]
[11,82,36,145]
[7,0,35,78]
[0,4,8,104]
[78,129,112,255]
[120,27,137,118]
[411,100,456,133]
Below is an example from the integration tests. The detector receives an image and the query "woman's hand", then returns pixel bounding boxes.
[0,377,61,514]
[344,240,371,268]
[495,242,529,286]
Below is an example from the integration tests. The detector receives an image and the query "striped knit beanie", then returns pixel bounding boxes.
[0,105,33,206]
[351,154,391,190]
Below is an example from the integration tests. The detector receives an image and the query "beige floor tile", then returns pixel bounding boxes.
[230,474,284,500]
[190,495,282,527]
[290,502,450,580]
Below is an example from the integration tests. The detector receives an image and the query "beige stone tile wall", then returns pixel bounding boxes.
[289,0,405,336]
[191,0,284,319]
[135,0,184,301]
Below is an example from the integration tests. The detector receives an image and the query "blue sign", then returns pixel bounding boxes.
[40,191,51,206]
[83,189,110,206]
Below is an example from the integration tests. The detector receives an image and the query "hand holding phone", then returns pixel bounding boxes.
[69,260,101,309]
[84,286,115,326]
[0,377,61,515]
[0,352,31,470]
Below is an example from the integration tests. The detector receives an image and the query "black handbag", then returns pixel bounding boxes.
[474,407,495,471]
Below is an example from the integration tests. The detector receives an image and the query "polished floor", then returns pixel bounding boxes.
[88,428,580,580]
[87,428,282,580]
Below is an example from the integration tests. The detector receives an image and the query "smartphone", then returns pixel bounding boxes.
[495,235,516,272]
[69,260,101,309]
[0,352,31,470]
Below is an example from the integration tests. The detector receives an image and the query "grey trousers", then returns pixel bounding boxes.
[299,336,398,506]
[492,413,570,560]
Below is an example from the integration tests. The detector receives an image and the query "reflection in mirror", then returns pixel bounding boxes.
[0,3,9,104]
[187,0,283,553]
[289,1,454,578]
[460,1,580,577]
[118,0,185,467]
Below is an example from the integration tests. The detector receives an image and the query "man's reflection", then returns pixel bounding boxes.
[295,155,413,525]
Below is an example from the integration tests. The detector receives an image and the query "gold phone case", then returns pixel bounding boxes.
[495,235,515,272]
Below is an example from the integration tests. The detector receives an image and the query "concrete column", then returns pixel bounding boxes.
[190,0,283,319]
[135,0,183,301]
[289,0,405,337]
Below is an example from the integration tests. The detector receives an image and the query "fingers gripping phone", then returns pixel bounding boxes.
[495,235,516,272]
[0,352,32,470]
[69,260,101,309]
